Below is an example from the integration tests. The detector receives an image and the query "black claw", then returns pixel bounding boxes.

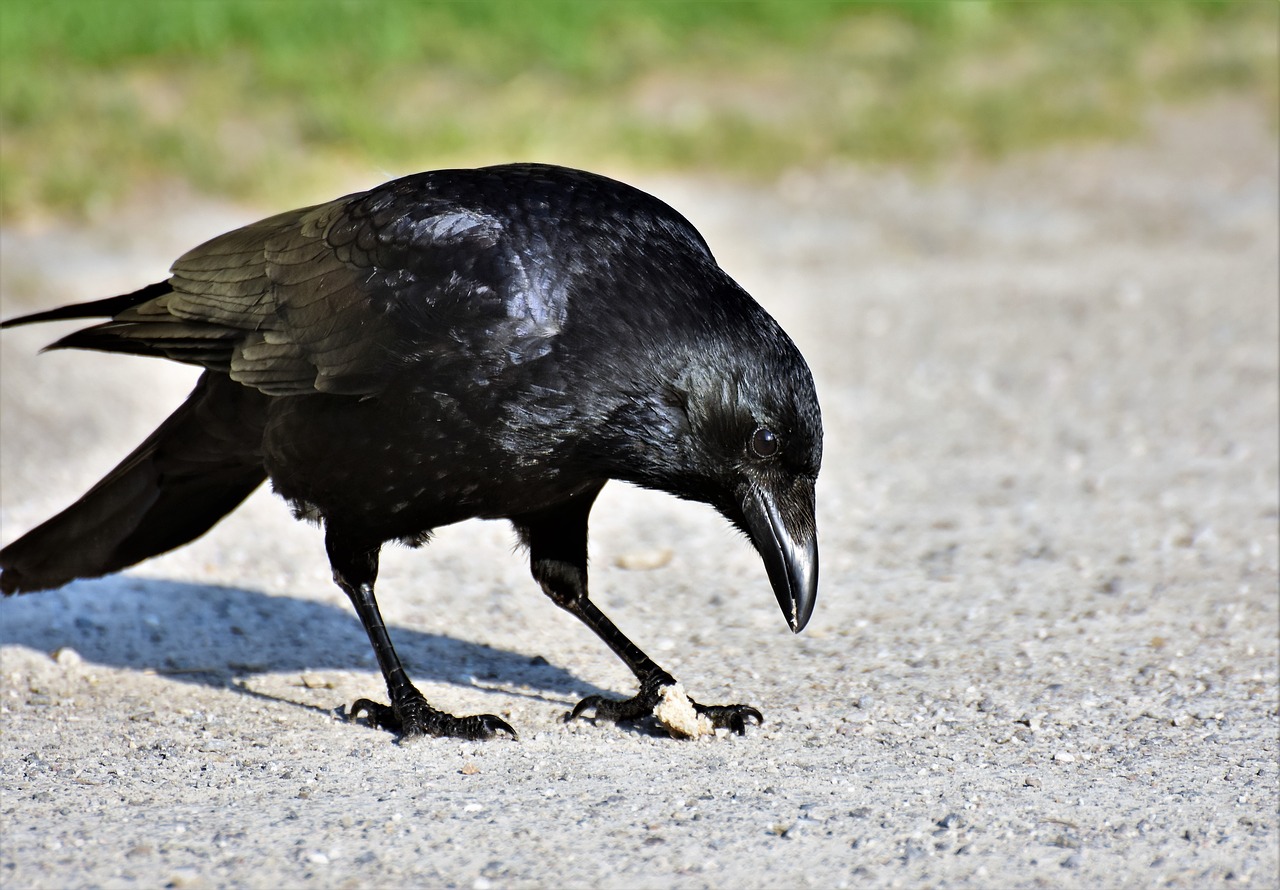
[565,668,674,725]
[347,694,516,741]
[349,697,396,730]
[565,672,764,736]
[461,713,518,740]
[566,690,659,724]
[565,695,601,722]
[692,702,764,735]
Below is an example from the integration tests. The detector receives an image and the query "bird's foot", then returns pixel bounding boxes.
[686,701,765,736]
[566,670,763,737]
[349,690,516,741]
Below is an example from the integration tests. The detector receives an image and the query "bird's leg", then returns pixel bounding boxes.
[325,528,515,740]
[518,490,762,736]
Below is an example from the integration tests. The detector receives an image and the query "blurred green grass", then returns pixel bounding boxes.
[1,0,1275,218]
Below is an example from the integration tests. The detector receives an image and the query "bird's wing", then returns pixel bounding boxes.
[64,180,543,397]
[172,186,521,396]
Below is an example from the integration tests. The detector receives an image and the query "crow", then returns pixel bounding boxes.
[0,164,822,740]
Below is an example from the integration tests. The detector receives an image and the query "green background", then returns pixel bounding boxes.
[2,0,1275,218]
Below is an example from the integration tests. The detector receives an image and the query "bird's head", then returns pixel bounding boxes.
[676,328,823,634]
[587,292,823,633]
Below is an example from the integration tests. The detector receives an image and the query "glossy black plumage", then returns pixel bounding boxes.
[0,164,822,740]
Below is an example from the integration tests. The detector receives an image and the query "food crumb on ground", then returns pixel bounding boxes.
[653,682,715,739]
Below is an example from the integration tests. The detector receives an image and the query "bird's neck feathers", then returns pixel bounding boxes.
[573,344,761,507]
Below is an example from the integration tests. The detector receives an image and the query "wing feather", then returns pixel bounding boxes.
[35,168,592,398]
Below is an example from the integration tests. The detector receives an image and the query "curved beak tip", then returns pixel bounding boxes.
[741,485,819,636]
[786,536,818,634]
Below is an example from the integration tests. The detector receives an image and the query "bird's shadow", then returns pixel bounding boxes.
[0,577,614,711]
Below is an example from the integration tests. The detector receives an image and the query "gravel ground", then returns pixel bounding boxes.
[1,101,1276,888]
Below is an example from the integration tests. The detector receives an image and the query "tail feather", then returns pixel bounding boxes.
[0,371,268,594]
[1,282,171,329]
[5,283,241,371]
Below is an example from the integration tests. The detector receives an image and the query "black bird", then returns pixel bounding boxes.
[0,164,822,740]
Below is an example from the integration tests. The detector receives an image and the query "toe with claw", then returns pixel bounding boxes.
[349,690,516,741]
[691,702,763,735]
[566,669,763,737]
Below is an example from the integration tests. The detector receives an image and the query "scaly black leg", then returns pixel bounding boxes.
[514,486,762,736]
[326,527,515,740]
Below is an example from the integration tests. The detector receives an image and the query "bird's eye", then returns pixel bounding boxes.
[750,426,779,458]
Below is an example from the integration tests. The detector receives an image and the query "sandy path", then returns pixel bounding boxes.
[1,101,1276,888]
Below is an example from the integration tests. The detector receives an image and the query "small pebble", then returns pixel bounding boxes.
[613,548,673,570]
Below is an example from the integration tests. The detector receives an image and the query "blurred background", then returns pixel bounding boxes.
[1,0,1275,222]
[2,7,1278,886]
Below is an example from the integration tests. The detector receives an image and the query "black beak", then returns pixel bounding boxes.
[741,481,818,633]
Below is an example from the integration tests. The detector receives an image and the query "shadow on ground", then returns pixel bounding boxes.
[0,577,610,702]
